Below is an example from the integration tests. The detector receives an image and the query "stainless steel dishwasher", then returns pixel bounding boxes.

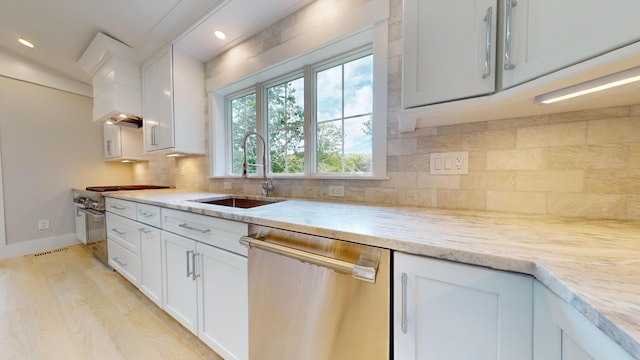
[240,225,390,360]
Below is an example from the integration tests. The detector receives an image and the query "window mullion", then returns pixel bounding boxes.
[255,82,265,172]
[304,64,313,176]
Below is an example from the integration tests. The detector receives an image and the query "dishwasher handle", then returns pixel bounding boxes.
[240,235,379,283]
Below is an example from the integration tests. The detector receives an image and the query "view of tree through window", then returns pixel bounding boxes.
[267,77,305,174]
[316,55,373,174]
[230,93,256,174]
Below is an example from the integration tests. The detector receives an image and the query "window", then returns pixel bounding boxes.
[209,11,388,179]
[229,92,256,174]
[316,54,373,174]
[226,51,374,177]
[266,76,305,174]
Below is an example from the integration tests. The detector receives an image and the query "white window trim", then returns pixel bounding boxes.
[208,0,388,179]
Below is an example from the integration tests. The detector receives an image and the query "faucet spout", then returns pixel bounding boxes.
[242,131,274,197]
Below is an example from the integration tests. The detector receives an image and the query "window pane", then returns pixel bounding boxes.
[316,54,373,174]
[344,115,372,173]
[267,77,304,174]
[344,55,373,118]
[316,66,342,122]
[230,93,256,174]
[317,120,343,172]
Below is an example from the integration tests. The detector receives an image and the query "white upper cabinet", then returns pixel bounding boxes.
[403,0,497,108]
[78,32,142,124]
[502,0,640,89]
[103,124,146,161]
[142,45,205,155]
[402,0,640,111]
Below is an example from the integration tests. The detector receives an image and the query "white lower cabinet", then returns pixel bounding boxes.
[533,282,633,360]
[161,216,248,360]
[138,225,162,307]
[162,231,198,333]
[394,252,533,360]
[197,240,248,360]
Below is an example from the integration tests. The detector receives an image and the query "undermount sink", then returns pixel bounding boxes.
[191,196,283,209]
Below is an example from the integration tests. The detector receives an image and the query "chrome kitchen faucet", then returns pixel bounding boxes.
[242,131,274,197]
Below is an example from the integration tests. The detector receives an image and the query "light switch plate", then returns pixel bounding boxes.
[429,152,468,175]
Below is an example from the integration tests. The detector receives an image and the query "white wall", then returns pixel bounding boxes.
[0,76,133,257]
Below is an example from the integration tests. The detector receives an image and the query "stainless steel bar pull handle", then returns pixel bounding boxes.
[401,272,408,334]
[178,223,211,234]
[191,252,199,280]
[504,0,517,70]
[112,257,127,268]
[240,235,379,283]
[186,250,194,278]
[111,228,126,236]
[482,6,493,79]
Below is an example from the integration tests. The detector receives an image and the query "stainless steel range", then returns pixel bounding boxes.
[72,185,169,267]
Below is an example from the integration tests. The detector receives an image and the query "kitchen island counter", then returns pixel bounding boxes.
[106,190,640,358]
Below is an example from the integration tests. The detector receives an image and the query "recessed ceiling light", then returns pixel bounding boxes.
[214,30,226,40]
[18,37,35,48]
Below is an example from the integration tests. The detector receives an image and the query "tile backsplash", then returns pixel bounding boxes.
[133,0,640,220]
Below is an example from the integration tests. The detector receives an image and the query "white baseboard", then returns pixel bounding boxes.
[0,233,83,260]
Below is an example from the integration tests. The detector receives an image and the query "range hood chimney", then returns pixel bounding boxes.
[78,32,142,125]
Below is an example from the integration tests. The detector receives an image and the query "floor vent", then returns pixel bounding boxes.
[34,247,69,257]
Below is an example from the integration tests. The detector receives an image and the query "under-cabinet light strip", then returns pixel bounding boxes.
[534,66,640,104]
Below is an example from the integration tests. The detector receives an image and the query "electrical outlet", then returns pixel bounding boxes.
[38,219,49,230]
[223,181,232,190]
[328,185,345,197]
[429,152,469,175]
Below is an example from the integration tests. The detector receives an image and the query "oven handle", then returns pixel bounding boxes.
[240,235,378,283]
[77,207,104,220]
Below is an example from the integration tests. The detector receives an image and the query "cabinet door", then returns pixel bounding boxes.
[502,0,640,88]
[103,124,121,159]
[142,48,174,152]
[533,282,633,360]
[142,59,159,152]
[197,243,248,360]
[394,252,533,360]
[155,48,174,150]
[162,231,198,334]
[139,226,163,307]
[402,0,497,108]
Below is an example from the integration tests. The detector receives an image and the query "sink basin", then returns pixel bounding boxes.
[191,196,282,209]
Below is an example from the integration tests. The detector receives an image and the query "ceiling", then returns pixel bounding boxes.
[0,0,312,85]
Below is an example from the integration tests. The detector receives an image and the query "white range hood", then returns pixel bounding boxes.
[78,32,142,125]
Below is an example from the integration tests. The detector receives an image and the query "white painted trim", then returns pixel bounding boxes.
[0,48,92,97]
[207,0,390,178]
[0,143,5,249]
[0,234,82,260]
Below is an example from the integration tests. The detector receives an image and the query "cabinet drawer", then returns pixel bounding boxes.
[161,208,248,256]
[106,213,141,254]
[106,198,137,219]
[136,203,161,228]
[108,239,140,285]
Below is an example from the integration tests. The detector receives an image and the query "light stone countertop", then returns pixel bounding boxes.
[106,190,640,358]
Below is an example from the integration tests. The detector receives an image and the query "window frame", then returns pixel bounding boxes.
[312,48,374,176]
[225,50,375,178]
[208,3,389,179]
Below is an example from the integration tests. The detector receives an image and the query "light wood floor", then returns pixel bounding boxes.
[0,245,223,360]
